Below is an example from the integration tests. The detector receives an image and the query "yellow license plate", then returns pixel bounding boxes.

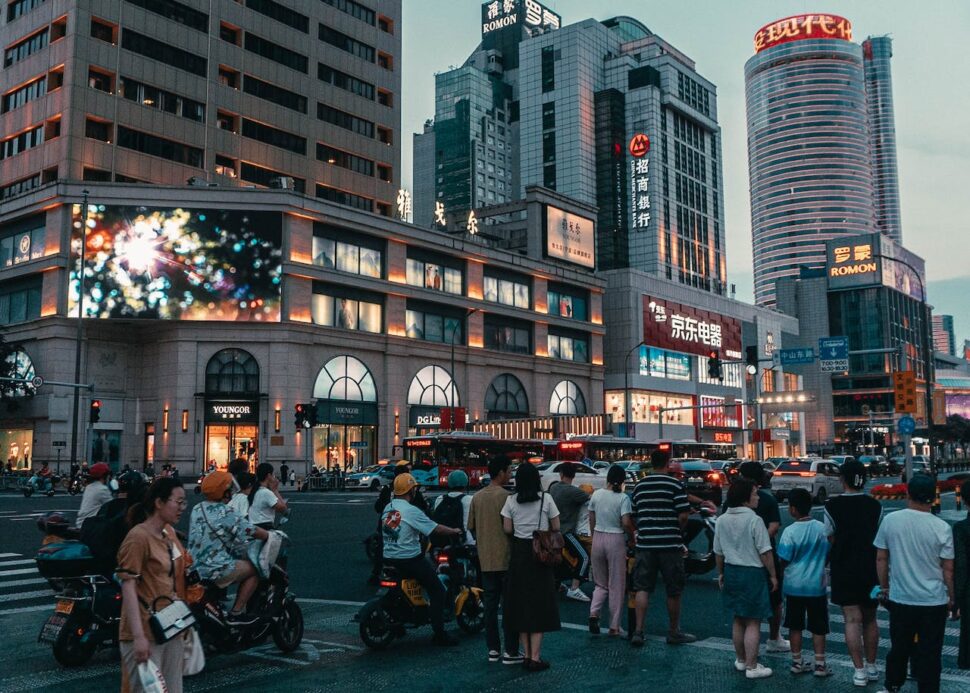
[55,599,74,615]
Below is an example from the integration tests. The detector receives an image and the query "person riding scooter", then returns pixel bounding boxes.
[381,473,462,646]
[80,470,148,569]
[75,463,113,529]
[369,460,429,584]
[30,461,55,494]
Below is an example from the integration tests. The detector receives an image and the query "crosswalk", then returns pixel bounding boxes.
[0,553,52,614]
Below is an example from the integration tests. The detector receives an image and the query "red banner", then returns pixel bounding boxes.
[642,296,742,358]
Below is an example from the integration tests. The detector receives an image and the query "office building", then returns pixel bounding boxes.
[0,0,402,214]
[933,314,956,357]
[745,15,903,306]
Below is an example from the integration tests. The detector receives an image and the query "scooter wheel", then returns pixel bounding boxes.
[456,593,485,634]
[272,600,304,653]
[52,619,97,667]
[47,490,55,497]
[23,487,32,497]
[358,599,395,650]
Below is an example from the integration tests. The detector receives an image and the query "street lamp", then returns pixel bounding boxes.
[69,190,90,472]
[623,340,647,438]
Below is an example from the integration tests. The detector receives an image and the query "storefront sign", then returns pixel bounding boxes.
[481,0,561,36]
[409,406,441,429]
[829,241,877,278]
[713,432,734,444]
[205,400,259,423]
[545,206,595,268]
[754,14,852,54]
[642,296,741,358]
[629,134,651,231]
[317,400,379,426]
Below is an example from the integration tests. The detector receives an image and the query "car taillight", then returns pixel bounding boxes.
[706,472,721,483]
[379,580,398,588]
[436,554,449,564]
[799,472,815,477]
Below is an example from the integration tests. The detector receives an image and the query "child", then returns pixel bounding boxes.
[777,487,831,677]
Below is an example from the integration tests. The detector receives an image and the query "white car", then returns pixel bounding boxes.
[771,459,845,504]
[538,461,608,492]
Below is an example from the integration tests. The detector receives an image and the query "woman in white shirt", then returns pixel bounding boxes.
[713,478,778,680]
[588,466,634,636]
[249,463,288,530]
[501,462,561,672]
[228,472,254,518]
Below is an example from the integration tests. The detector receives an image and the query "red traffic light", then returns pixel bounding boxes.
[91,400,101,409]
[708,350,718,360]
[294,404,304,413]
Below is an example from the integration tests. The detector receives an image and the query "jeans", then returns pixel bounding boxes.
[885,601,947,693]
[482,570,519,655]
[385,555,447,635]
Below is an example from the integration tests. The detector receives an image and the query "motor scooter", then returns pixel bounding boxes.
[24,473,61,497]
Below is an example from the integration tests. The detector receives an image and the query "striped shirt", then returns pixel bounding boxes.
[633,473,689,550]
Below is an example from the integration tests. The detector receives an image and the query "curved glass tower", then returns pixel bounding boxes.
[863,36,902,244]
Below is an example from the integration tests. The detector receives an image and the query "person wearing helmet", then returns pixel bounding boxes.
[75,462,113,529]
[187,471,270,624]
[369,460,429,584]
[79,470,148,568]
[430,470,474,548]
[381,472,463,646]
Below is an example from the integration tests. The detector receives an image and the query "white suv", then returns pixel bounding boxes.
[771,459,845,504]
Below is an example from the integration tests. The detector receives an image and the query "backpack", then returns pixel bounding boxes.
[79,499,128,567]
[430,493,465,547]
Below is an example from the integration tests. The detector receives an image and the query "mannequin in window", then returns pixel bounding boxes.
[338,298,354,329]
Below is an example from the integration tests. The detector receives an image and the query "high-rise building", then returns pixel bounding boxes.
[933,314,956,356]
[414,5,727,294]
[745,15,902,306]
[0,0,402,214]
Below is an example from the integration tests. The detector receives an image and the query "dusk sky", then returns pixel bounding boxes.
[399,0,970,347]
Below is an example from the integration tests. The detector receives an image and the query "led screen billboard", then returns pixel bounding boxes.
[69,206,282,321]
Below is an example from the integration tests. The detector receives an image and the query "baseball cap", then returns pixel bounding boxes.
[201,470,234,501]
[88,462,110,480]
[393,473,417,496]
[907,473,936,504]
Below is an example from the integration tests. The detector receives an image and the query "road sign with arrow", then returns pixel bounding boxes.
[818,336,849,372]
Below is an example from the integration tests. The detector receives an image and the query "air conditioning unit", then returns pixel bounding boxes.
[269,176,294,190]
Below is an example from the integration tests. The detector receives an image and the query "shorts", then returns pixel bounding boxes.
[215,559,253,588]
[632,549,685,597]
[783,595,830,636]
[831,574,878,607]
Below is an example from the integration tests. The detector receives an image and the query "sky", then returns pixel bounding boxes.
[399,0,970,348]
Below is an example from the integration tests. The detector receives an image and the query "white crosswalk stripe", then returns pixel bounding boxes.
[0,553,51,614]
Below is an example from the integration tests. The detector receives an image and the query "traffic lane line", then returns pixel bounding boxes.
[0,589,51,603]
[0,568,39,577]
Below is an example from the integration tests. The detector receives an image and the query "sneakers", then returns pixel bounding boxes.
[813,662,833,678]
[789,660,811,675]
[734,659,746,672]
[432,632,460,647]
[566,588,591,602]
[666,631,697,645]
[488,649,501,663]
[225,611,259,626]
[630,631,645,647]
[866,664,880,682]
[853,668,868,687]
[765,637,791,653]
[588,615,601,635]
[746,664,774,679]
[502,652,525,665]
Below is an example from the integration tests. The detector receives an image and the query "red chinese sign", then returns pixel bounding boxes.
[754,14,852,54]
[642,296,741,359]
[628,133,650,158]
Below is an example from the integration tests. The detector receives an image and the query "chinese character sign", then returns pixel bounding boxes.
[753,14,852,54]
[481,0,560,36]
[467,210,479,235]
[545,205,595,268]
[396,189,412,222]
[642,296,740,358]
[630,154,651,231]
[434,201,447,227]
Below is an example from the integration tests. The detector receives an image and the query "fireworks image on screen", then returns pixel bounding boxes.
[69,206,283,321]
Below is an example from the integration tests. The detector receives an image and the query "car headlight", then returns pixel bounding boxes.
[360,476,372,481]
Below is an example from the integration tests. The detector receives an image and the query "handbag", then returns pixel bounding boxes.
[531,492,564,567]
[183,627,206,676]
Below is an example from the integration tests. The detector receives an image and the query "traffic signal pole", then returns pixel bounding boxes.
[70,190,89,474]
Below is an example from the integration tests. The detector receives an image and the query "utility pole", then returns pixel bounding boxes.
[70,190,89,473]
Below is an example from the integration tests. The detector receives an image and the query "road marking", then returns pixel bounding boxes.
[0,552,20,557]
[826,611,961,638]
[0,559,35,568]
[0,577,46,588]
[0,568,38,577]
[301,598,366,607]
[0,604,49,615]
[0,589,51,603]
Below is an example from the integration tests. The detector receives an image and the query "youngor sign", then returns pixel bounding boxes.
[205,400,259,423]
[753,14,852,54]
[642,296,741,358]
[545,206,595,268]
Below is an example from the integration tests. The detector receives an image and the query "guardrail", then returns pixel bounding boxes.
[302,474,346,491]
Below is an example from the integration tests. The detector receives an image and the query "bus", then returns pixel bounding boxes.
[552,436,736,465]
[403,432,549,488]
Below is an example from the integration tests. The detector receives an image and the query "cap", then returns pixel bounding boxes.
[578,483,594,495]
[393,473,417,496]
[907,473,936,504]
[447,470,469,489]
[201,470,234,501]
[738,461,767,485]
[88,462,110,480]
[839,459,867,489]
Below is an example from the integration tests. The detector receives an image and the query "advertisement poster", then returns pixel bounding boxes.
[545,205,595,268]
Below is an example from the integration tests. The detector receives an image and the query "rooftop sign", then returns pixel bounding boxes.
[754,14,852,54]
[481,0,561,37]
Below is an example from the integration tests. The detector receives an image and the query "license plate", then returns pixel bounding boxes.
[688,477,702,483]
[55,599,74,615]
[38,614,67,643]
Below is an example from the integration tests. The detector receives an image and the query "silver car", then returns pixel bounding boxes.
[771,459,844,504]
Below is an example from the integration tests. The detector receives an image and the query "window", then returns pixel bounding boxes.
[485,374,529,419]
[243,75,307,113]
[312,287,382,333]
[205,348,259,394]
[377,52,392,70]
[378,127,392,145]
[547,285,588,321]
[317,102,374,137]
[0,173,42,199]
[0,215,46,266]
[7,0,46,22]
[117,126,203,167]
[0,276,41,324]
[218,66,239,88]
[405,304,463,345]
[318,24,374,62]
[550,381,586,415]
[318,63,374,99]
[216,111,237,132]
[239,162,305,192]
[377,164,391,182]
[122,29,206,76]
[378,15,392,32]
[315,184,372,212]
[1,75,46,113]
[406,255,463,295]
[88,68,113,93]
[312,224,383,278]
[542,101,555,130]
[548,331,589,363]
[244,32,308,73]
[541,46,555,92]
[320,0,375,25]
[4,27,48,67]
[377,89,393,108]
[83,167,111,182]
[0,124,44,160]
[241,118,306,155]
[542,131,556,163]
[121,77,205,122]
[543,165,556,190]
[123,0,208,32]
[483,272,530,309]
[245,0,308,33]
[85,118,111,142]
[317,143,373,176]
[219,23,239,44]
[483,316,531,354]
[409,366,458,407]
[90,18,115,43]
[313,355,377,402]
[214,154,236,178]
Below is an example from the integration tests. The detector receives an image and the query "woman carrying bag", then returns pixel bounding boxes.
[501,462,561,672]
[117,477,190,693]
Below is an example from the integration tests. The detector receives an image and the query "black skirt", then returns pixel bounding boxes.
[503,537,561,634]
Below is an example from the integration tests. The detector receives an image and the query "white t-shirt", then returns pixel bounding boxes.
[713,507,772,568]
[249,487,279,526]
[227,492,249,518]
[588,488,633,534]
[874,508,955,606]
[76,481,113,528]
[431,492,475,546]
[501,493,560,540]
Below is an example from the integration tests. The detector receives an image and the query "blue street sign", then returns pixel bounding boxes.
[818,336,849,373]
[779,348,816,365]
[897,415,916,436]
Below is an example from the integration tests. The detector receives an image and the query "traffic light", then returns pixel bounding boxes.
[89,399,101,423]
[745,346,759,370]
[294,403,306,430]
[306,402,318,428]
[707,350,723,381]
[893,371,918,414]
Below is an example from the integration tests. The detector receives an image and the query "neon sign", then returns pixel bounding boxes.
[754,14,852,54]
[629,134,651,231]
[829,242,876,277]
[481,0,561,37]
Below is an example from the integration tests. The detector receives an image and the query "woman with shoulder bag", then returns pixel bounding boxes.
[501,462,561,671]
[117,477,189,693]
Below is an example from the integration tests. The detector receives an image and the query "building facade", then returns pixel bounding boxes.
[933,314,956,357]
[0,0,402,214]
[0,182,604,474]
[745,15,902,306]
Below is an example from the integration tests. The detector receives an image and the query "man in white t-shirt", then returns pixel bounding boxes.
[249,463,288,530]
[874,473,955,693]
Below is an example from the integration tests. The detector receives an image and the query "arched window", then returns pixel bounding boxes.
[485,374,528,419]
[408,365,458,407]
[549,380,586,415]
[4,348,36,397]
[314,355,377,401]
[205,349,260,395]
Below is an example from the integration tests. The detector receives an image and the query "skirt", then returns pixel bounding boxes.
[722,564,772,620]
[504,537,561,634]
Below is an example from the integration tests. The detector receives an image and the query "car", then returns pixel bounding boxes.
[828,455,856,467]
[344,464,396,490]
[771,459,844,504]
[888,456,905,474]
[764,457,789,471]
[591,460,611,471]
[900,457,934,483]
[669,458,725,506]
[858,455,889,475]
[538,461,608,492]
[611,460,649,484]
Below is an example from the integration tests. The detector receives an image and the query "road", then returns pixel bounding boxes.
[1,479,969,691]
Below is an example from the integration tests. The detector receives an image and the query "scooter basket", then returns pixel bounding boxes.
[35,541,102,578]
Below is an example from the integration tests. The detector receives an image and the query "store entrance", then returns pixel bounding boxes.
[205,424,259,472]
[312,424,375,472]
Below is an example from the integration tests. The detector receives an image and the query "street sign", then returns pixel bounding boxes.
[779,348,816,365]
[771,428,790,441]
[51,440,66,448]
[897,415,916,436]
[893,371,918,414]
[349,441,368,449]
[819,336,849,372]
[30,375,43,388]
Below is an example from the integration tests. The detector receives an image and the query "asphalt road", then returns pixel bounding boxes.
[1,479,969,691]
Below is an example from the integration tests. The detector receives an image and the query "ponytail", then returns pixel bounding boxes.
[606,465,626,493]
[126,477,183,527]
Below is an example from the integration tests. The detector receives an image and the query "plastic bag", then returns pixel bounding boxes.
[183,628,206,676]
[137,659,169,693]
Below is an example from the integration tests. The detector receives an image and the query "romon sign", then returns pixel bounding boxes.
[481,0,561,36]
